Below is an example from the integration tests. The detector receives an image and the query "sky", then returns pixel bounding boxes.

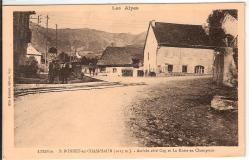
[30,4,217,34]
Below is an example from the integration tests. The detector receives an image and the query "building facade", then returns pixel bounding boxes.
[26,43,42,65]
[143,21,214,76]
[13,11,35,73]
[97,46,144,77]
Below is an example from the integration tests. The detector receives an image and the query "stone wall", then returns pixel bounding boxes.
[213,47,237,87]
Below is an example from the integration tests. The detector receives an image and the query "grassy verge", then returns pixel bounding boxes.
[126,78,238,147]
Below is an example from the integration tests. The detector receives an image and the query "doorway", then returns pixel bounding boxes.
[182,65,187,73]
[168,65,173,73]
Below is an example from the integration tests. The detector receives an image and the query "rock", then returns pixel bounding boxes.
[156,139,163,145]
[211,95,238,110]
[178,138,183,141]
[210,141,217,145]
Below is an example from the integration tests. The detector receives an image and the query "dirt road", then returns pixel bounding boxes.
[14,84,142,147]
[14,76,237,147]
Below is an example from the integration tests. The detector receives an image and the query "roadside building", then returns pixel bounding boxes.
[26,43,42,64]
[13,11,35,73]
[97,46,144,77]
[143,21,214,76]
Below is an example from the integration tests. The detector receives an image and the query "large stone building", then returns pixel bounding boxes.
[13,11,35,73]
[143,21,214,76]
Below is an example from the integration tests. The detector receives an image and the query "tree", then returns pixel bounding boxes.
[207,9,238,87]
[48,47,57,54]
[23,56,39,77]
[207,9,237,47]
[132,58,140,68]
[80,56,98,66]
[57,52,70,63]
[80,56,88,65]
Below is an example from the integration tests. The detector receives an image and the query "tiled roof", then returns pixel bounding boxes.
[97,46,143,67]
[152,22,212,48]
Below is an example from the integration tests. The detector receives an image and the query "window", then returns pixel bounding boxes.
[122,69,133,77]
[194,65,204,74]
[168,65,173,73]
[182,65,187,73]
[113,68,117,73]
[158,65,162,73]
[137,70,144,77]
[100,67,106,72]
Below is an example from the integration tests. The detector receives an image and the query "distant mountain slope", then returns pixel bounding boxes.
[30,22,146,58]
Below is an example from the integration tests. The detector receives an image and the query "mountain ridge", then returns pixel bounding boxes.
[30,22,146,58]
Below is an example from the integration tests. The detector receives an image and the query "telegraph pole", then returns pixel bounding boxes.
[45,15,49,71]
[37,15,41,24]
[69,43,71,63]
[55,24,58,55]
[29,15,42,31]
[30,15,41,24]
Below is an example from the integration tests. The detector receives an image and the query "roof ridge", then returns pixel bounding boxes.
[154,21,203,27]
[106,46,143,49]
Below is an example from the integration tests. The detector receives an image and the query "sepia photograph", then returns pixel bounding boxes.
[2,2,245,159]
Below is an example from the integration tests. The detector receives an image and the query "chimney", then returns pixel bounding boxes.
[150,20,156,27]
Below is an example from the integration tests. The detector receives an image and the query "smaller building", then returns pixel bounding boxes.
[26,43,42,64]
[97,46,144,77]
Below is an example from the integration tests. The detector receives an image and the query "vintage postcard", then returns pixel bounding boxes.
[2,2,245,159]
